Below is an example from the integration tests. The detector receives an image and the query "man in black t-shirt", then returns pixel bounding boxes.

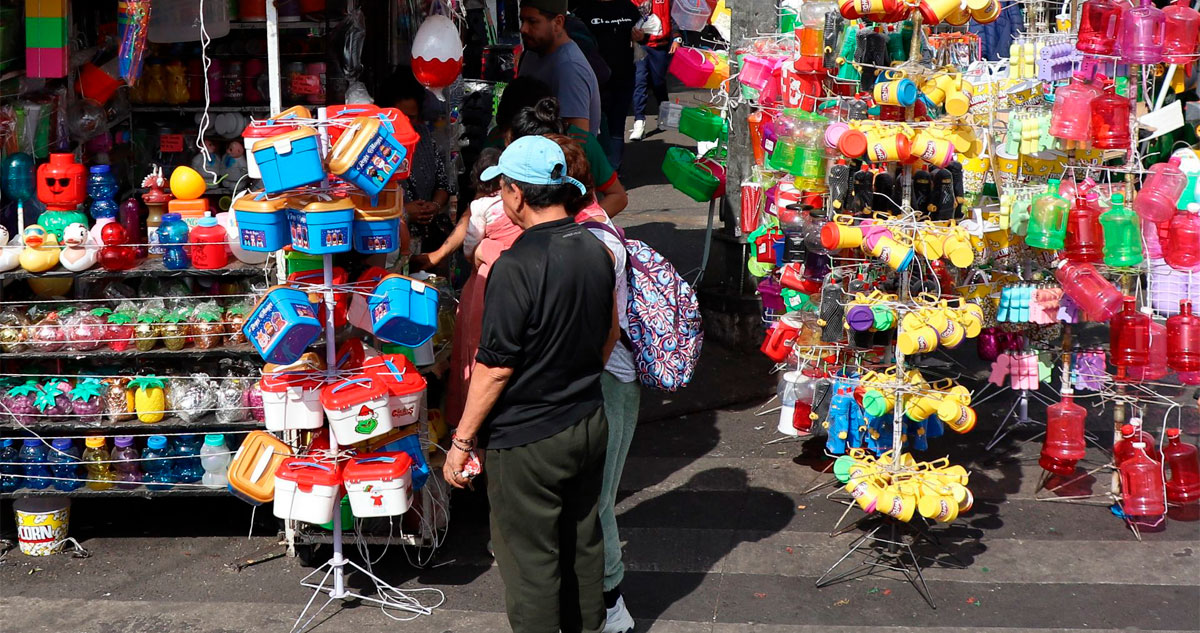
[575,0,642,172]
[443,135,619,633]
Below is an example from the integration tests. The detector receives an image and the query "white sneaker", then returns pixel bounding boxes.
[629,120,646,141]
[603,596,635,633]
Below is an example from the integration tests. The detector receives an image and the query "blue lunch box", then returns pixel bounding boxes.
[252,128,325,194]
[288,198,355,255]
[232,193,287,252]
[368,275,440,347]
[351,186,402,254]
[242,286,323,364]
[327,116,408,198]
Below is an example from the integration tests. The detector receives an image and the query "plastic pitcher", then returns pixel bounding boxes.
[1064,187,1104,263]
[1167,300,1200,372]
[1049,75,1102,143]
[1135,158,1188,224]
[1039,396,1087,475]
[1090,78,1131,150]
[1111,297,1150,369]
[1119,0,1166,64]
[1077,0,1124,55]
[1099,193,1143,267]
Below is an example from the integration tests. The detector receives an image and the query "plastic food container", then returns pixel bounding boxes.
[242,121,297,179]
[260,371,325,431]
[252,127,324,193]
[663,147,721,202]
[288,267,349,328]
[232,194,287,251]
[342,452,415,518]
[364,354,427,427]
[368,275,440,347]
[288,198,354,254]
[679,107,727,142]
[327,116,408,197]
[669,47,716,88]
[243,286,323,364]
[348,266,389,332]
[228,430,293,505]
[320,374,395,445]
[273,459,343,525]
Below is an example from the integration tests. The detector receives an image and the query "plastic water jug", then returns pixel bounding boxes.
[1054,259,1124,320]
[87,165,120,220]
[18,439,51,490]
[1039,396,1088,475]
[46,438,83,491]
[111,435,142,489]
[1164,428,1200,504]
[1049,75,1102,143]
[1136,158,1189,224]
[142,435,174,490]
[1129,316,1169,381]
[1090,78,1131,151]
[1118,0,1166,64]
[1110,297,1150,370]
[173,434,205,483]
[1099,193,1143,267]
[1026,179,1070,250]
[1162,3,1200,64]
[1164,203,1200,271]
[1064,186,1104,263]
[1077,0,1124,56]
[200,434,232,488]
[82,437,116,490]
[0,439,20,492]
[1114,421,1162,465]
[1166,300,1200,372]
[1120,443,1166,517]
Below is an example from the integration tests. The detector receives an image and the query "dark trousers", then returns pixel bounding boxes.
[633,45,671,121]
[487,407,609,633]
[601,75,635,171]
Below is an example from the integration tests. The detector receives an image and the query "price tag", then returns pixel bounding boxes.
[160,134,184,153]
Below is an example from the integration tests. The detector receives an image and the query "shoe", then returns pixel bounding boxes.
[603,596,635,633]
[629,120,645,141]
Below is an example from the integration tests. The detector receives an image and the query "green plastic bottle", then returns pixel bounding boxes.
[1100,193,1144,267]
[1026,179,1070,251]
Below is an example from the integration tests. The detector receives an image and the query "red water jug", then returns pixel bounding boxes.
[1064,187,1105,263]
[1128,317,1168,381]
[189,217,229,270]
[1164,204,1200,271]
[1054,259,1124,321]
[1120,443,1167,517]
[1039,396,1088,475]
[1164,428,1200,504]
[1077,0,1124,56]
[1162,3,1200,65]
[1090,79,1131,150]
[1111,298,1150,370]
[1166,300,1200,372]
[1114,422,1163,465]
[1119,0,1167,64]
[1135,157,1188,224]
[1049,74,1102,143]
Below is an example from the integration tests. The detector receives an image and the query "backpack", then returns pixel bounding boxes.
[585,222,703,391]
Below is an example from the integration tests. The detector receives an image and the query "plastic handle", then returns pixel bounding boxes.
[331,377,373,393]
[357,456,397,465]
[382,359,405,379]
[289,461,333,472]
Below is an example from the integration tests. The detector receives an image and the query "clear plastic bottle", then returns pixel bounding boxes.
[46,438,83,491]
[200,434,231,488]
[0,439,20,492]
[1054,259,1124,321]
[87,165,120,220]
[82,436,116,490]
[1136,158,1189,224]
[1099,193,1143,267]
[111,435,142,489]
[1026,179,1070,250]
[142,435,174,490]
[1089,78,1131,151]
[172,434,204,483]
[17,439,51,490]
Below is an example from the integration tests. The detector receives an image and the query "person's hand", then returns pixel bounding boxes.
[408,201,439,224]
[632,27,645,43]
[410,250,443,271]
[669,39,681,54]
[443,445,481,489]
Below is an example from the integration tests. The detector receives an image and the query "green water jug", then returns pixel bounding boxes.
[1100,193,1144,267]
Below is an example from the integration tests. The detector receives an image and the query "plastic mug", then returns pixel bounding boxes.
[924,308,966,347]
[821,217,866,250]
[871,303,898,330]
[957,303,984,337]
[863,228,916,270]
[865,128,913,163]
[861,388,895,417]
[898,313,939,355]
[880,482,918,521]
[905,393,941,421]
[911,131,956,167]
[917,485,960,522]
[941,230,975,267]
[873,78,918,107]
[937,400,977,432]
[969,0,1001,23]
[945,80,974,117]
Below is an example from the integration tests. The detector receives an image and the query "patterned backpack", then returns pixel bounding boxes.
[585,222,703,391]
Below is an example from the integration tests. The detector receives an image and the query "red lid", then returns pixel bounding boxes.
[1166,428,1181,439]
[243,121,298,138]
[320,375,389,410]
[363,354,427,396]
[838,129,868,158]
[275,458,342,489]
[260,371,324,393]
[343,451,414,483]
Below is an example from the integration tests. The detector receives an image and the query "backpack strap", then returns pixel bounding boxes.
[582,221,650,275]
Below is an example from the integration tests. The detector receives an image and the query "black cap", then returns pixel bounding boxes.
[520,0,568,14]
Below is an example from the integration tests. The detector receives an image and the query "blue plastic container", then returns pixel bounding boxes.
[232,194,287,252]
[288,199,354,255]
[327,116,408,198]
[368,275,440,347]
[252,128,325,194]
[352,210,400,254]
[242,286,323,364]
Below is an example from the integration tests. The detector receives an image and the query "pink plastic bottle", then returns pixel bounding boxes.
[1054,259,1124,321]
[1167,299,1200,372]
[1134,157,1188,223]
[1077,0,1124,56]
[1164,428,1200,505]
[1164,203,1200,271]
[1064,187,1105,263]
[1162,2,1200,65]
[1121,442,1167,517]
[1049,74,1103,143]
[1090,77,1131,150]
[1119,0,1167,64]
[1128,312,1168,381]
[1110,297,1150,371]
[1114,419,1163,465]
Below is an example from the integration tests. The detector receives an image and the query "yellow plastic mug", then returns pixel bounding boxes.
[865,232,916,271]
[880,482,919,522]
[937,400,977,433]
[898,313,938,355]
[945,80,974,117]
[911,131,956,168]
[941,230,975,267]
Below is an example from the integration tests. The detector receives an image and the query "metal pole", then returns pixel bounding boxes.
[266,0,283,115]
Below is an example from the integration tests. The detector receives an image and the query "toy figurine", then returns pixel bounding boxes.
[18,225,61,273]
[36,154,90,241]
[98,223,137,271]
[191,138,224,183]
[60,223,100,272]
[0,226,21,272]
[222,140,248,187]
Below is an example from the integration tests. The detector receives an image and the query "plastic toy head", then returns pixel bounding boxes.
[23,225,49,248]
[37,154,88,211]
[63,223,90,247]
[101,222,129,245]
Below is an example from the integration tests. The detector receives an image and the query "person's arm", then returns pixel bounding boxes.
[443,362,513,489]
[411,211,469,271]
[602,292,620,363]
[598,178,629,217]
[558,62,595,133]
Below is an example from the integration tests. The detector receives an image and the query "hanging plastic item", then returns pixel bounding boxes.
[1164,203,1200,271]
[1026,179,1069,251]
[1090,77,1131,151]
[1120,443,1167,518]
[1162,3,1200,65]
[1118,0,1166,65]
[1111,297,1151,371]
[1135,158,1189,224]
[1164,428,1200,505]
[1055,259,1124,321]
[1077,0,1124,56]
[1039,395,1087,475]
[1064,185,1104,263]
[410,15,463,100]
[1099,193,1143,267]
[1166,300,1200,372]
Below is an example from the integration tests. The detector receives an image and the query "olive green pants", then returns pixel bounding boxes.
[486,406,609,633]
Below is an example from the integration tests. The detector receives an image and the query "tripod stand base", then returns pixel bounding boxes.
[292,555,441,633]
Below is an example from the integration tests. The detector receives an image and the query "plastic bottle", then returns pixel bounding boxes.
[1120,442,1166,517]
[173,434,204,483]
[46,438,83,491]
[1118,0,1166,65]
[1128,313,1169,382]
[119,197,147,259]
[1166,300,1200,372]
[1049,75,1102,143]
[142,435,174,490]
[189,215,229,270]
[200,434,231,488]
[87,164,120,220]
[0,439,20,493]
[1089,77,1131,151]
[1162,3,1200,65]
[158,212,191,270]
[1039,395,1088,475]
[82,436,116,490]
[1026,179,1070,250]
[1077,0,1124,56]
[1054,259,1124,321]
[1064,186,1104,263]
[1099,193,1143,267]
[1134,157,1188,223]
[1114,419,1163,465]
[17,439,51,490]
[1110,297,1150,370]
[1164,203,1200,271]
[1164,428,1200,504]
[111,435,142,489]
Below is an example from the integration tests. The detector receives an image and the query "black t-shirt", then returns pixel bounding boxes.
[575,0,642,84]
[476,216,616,449]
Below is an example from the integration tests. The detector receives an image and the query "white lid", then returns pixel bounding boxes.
[1132,442,1146,449]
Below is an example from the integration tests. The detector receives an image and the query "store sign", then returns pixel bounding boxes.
[160,134,184,153]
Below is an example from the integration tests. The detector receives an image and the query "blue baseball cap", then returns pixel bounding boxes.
[482,135,587,195]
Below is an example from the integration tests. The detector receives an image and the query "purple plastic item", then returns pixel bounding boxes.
[758,277,785,312]
[1119,0,1166,64]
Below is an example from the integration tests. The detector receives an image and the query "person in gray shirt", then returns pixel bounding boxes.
[517,0,602,137]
